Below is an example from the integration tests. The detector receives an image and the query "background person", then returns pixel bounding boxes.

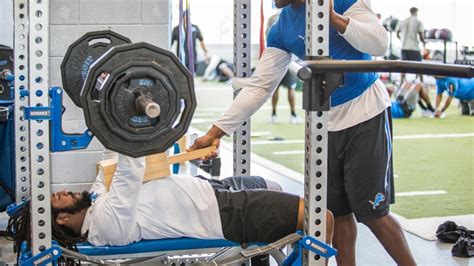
[391,81,435,118]
[435,77,474,118]
[171,17,209,71]
[202,55,234,83]
[189,0,415,265]
[396,7,425,82]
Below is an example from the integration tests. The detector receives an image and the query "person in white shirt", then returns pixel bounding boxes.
[7,151,334,265]
[397,7,426,82]
[188,0,415,265]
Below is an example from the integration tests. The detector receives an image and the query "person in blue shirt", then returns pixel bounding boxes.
[391,81,435,118]
[189,1,415,265]
[435,77,474,118]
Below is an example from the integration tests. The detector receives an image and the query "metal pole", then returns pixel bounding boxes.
[14,0,31,203]
[233,0,251,176]
[304,0,329,265]
[28,0,52,255]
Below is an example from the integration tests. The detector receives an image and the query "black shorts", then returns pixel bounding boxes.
[401,50,422,61]
[208,176,299,244]
[279,71,298,90]
[328,109,395,223]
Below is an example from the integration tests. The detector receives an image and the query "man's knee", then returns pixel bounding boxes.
[264,179,282,191]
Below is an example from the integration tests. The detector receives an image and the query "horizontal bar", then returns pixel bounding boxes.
[294,60,474,80]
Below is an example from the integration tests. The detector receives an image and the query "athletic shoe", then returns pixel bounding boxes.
[421,109,435,118]
[289,115,302,124]
[271,115,278,124]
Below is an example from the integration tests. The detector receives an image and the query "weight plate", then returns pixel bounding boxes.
[0,45,14,100]
[102,63,178,141]
[81,42,196,157]
[60,30,131,107]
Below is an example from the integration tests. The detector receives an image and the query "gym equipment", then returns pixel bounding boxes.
[60,30,131,107]
[435,28,453,42]
[0,45,14,100]
[80,42,196,157]
[426,28,438,39]
[382,16,399,32]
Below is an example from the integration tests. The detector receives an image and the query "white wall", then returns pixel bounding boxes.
[371,0,474,47]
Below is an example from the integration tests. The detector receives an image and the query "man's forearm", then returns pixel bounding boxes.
[435,94,442,109]
[207,125,226,139]
[335,1,388,56]
[330,11,349,34]
[441,96,453,112]
[213,48,291,135]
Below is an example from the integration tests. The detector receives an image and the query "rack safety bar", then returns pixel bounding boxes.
[290,60,474,80]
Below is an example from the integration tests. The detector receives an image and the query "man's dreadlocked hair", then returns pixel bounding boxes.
[6,196,90,266]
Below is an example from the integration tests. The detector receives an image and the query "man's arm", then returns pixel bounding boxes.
[189,48,291,149]
[435,84,454,117]
[332,0,388,56]
[89,150,118,194]
[87,154,145,246]
[418,21,425,47]
[195,26,209,58]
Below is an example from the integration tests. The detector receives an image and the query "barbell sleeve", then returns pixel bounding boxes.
[135,95,161,119]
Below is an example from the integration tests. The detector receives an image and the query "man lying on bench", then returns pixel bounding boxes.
[7,151,334,263]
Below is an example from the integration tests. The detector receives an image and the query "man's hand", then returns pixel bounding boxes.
[187,125,225,159]
[434,110,445,118]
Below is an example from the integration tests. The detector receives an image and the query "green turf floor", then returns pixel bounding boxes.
[192,80,474,219]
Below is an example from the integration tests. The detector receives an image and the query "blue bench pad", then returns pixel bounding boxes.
[77,238,241,256]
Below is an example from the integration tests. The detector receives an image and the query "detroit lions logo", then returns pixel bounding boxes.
[369,193,385,210]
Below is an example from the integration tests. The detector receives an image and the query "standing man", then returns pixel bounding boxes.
[397,7,425,82]
[171,15,209,71]
[266,10,302,124]
[189,0,415,265]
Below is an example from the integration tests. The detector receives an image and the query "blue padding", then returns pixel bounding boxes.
[77,238,241,256]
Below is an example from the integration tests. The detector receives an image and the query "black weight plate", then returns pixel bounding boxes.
[0,45,14,100]
[102,63,177,141]
[60,30,131,107]
[81,42,196,158]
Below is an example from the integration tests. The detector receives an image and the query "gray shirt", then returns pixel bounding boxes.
[397,16,424,51]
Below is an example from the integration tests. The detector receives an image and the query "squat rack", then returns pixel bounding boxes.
[13,0,331,263]
[12,0,473,265]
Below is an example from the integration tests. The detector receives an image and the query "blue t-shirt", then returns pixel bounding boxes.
[267,1,378,107]
[436,77,474,101]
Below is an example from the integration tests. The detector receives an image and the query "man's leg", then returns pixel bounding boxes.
[333,214,357,266]
[339,110,415,265]
[288,87,296,116]
[418,85,435,112]
[272,87,279,118]
[364,214,416,266]
[295,199,334,245]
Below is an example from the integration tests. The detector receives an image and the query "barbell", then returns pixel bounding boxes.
[60,30,196,158]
